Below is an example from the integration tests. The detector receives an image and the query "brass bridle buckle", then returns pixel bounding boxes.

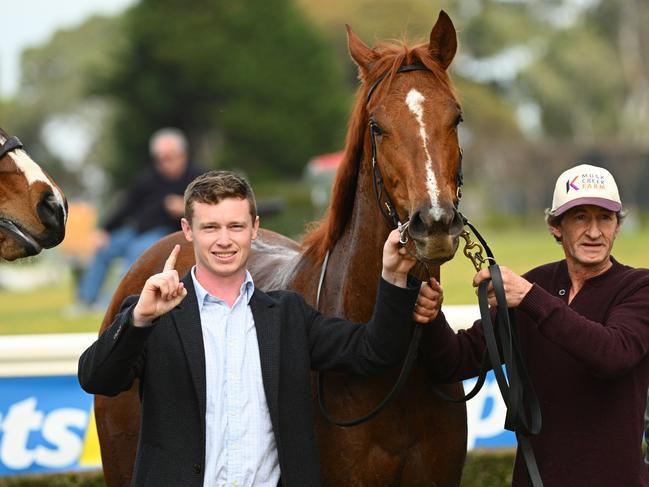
[460,229,494,272]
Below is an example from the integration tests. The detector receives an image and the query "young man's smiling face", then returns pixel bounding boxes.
[181,198,259,282]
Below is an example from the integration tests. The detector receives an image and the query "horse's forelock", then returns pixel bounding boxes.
[369,42,456,104]
[302,40,456,263]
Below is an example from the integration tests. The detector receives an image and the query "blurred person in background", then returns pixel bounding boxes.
[70,127,202,313]
[416,164,649,486]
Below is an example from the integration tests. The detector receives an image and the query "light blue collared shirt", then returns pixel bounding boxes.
[191,267,279,487]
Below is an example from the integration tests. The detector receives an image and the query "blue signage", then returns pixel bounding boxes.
[0,370,516,477]
[0,376,96,476]
[464,371,516,449]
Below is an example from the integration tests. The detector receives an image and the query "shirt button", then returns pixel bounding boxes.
[193,463,202,474]
[559,289,566,296]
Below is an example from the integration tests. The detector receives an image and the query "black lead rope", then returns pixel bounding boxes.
[431,217,544,487]
[317,217,544,486]
[317,325,422,427]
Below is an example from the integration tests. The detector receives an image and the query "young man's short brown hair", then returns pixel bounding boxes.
[184,170,257,224]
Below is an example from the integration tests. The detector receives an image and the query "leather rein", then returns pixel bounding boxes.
[315,64,545,487]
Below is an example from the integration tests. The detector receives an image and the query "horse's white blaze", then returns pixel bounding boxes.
[405,88,444,221]
[9,149,67,222]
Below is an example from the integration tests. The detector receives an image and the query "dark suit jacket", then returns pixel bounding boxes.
[78,273,418,486]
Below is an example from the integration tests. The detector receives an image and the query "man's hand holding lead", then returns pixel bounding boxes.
[381,229,417,288]
[472,265,532,308]
[133,244,187,326]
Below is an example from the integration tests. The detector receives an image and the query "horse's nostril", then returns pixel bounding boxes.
[38,193,58,219]
[409,210,425,236]
[37,192,66,245]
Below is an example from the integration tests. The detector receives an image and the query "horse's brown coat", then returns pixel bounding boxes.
[96,11,467,486]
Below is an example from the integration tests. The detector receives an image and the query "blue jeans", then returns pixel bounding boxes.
[77,227,171,305]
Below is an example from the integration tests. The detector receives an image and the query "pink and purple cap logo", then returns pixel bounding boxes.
[551,164,622,216]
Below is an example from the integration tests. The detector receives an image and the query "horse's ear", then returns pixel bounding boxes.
[347,25,379,75]
[428,10,457,70]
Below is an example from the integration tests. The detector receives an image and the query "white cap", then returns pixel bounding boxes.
[550,164,622,217]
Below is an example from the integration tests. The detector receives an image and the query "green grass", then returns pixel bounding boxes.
[0,272,104,335]
[0,471,105,487]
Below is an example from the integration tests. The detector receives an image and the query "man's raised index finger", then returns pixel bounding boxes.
[163,244,180,272]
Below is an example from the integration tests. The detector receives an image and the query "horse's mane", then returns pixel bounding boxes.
[302,40,456,262]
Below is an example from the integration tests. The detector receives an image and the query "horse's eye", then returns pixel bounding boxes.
[455,114,464,127]
[370,120,383,136]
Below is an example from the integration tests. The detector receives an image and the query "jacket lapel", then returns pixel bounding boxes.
[250,289,281,432]
[171,274,207,427]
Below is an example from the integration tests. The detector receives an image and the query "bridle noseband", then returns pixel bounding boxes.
[0,136,23,161]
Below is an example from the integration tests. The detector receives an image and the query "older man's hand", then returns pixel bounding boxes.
[473,266,533,308]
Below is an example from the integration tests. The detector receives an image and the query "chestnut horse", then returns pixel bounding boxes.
[0,127,67,260]
[95,11,467,486]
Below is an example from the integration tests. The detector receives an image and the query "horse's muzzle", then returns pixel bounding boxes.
[406,205,463,264]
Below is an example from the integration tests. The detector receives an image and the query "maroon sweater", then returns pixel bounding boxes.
[425,257,649,487]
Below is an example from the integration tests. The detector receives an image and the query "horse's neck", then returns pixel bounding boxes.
[310,162,392,322]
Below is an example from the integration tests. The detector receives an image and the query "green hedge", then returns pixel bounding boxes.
[0,450,515,487]
[461,449,514,486]
[0,471,104,487]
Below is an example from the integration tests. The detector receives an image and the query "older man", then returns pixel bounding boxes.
[418,164,649,486]
[72,127,202,311]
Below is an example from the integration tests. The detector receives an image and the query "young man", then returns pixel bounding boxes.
[416,164,649,486]
[79,170,427,487]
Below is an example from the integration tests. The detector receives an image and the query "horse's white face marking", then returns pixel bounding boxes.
[0,135,67,223]
[405,88,444,221]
